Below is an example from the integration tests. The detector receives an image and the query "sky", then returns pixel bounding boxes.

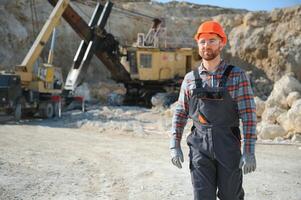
[157,0,301,11]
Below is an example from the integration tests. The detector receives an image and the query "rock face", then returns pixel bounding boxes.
[256,75,301,141]
[265,74,301,109]
[0,1,300,100]
[227,7,301,82]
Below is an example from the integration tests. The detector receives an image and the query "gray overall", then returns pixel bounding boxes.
[187,65,244,200]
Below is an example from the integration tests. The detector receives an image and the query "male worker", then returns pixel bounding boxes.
[170,21,257,200]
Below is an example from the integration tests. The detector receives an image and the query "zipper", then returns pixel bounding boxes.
[208,127,216,159]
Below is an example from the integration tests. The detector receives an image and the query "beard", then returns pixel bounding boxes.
[199,48,220,61]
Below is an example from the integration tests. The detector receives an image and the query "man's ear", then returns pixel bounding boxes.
[219,43,225,51]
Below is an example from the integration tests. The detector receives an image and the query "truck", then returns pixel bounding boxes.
[0,0,69,120]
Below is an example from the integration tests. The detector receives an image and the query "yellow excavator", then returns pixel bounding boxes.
[46,0,200,107]
[120,18,200,106]
[0,0,69,120]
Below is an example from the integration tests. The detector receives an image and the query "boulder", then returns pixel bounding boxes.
[107,93,125,106]
[256,121,265,135]
[265,74,301,109]
[164,101,178,118]
[261,106,286,123]
[273,137,284,143]
[286,91,301,108]
[254,96,265,117]
[258,123,287,140]
[291,134,301,143]
[286,99,301,133]
[91,81,126,103]
[276,111,294,132]
[151,93,168,107]
[74,82,91,101]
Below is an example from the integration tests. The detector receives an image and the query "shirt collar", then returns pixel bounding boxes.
[199,60,227,75]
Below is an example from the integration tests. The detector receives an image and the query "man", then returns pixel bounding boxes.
[170,21,257,200]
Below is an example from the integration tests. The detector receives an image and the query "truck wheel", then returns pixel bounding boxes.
[54,101,61,118]
[14,102,22,121]
[40,102,54,118]
[45,102,54,118]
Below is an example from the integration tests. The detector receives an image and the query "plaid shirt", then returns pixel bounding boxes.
[171,61,257,154]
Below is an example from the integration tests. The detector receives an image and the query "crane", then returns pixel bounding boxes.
[0,0,69,120]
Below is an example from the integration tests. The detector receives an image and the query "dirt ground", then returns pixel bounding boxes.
[0,106,300,200]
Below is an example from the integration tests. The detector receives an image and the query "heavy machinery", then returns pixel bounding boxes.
[62,1,123,110]
[121,18,200,106]
[0,0,69,120]
[0,0,199,120]
[0,0,129,121]
[47,0,200,107]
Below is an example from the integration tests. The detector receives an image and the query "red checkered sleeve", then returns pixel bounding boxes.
[235,71,257,154]
[171,74,190,141]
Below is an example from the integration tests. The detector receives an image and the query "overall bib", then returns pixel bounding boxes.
[187,65,244,200]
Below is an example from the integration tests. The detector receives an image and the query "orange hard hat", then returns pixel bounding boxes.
[194,21,227,45]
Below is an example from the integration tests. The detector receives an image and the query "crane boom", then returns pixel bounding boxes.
[18,0,69,73]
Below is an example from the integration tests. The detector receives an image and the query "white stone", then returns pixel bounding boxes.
[291,134,301,143]
[74,82,91,101]
[256,121,265,135]
[287,99,301,132]
[286,91,301,108]
[259,123,287,140]
[121,123,134,132]
[274,137,284,142]
[266,74,301,109]
[151,93,167,107]
[164,101,178,117]
[92,81,126,102]
[254,96,265,117]
[276,111,294,132]
[261,106,286,124]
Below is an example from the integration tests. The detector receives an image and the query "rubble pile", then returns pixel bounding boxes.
[256,73,301,143]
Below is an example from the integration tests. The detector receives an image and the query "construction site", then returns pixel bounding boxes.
[0,0,301,199]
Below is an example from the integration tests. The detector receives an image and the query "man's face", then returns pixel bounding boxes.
[197,34,224,61]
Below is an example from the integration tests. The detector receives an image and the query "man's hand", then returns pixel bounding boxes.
[239,153,256,174]
[170,137,184,169]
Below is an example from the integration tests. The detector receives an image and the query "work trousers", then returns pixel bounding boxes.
[187,127,244,200]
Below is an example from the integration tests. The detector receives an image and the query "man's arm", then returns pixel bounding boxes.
[170,74,190,168]
[171,75,190,141]
[236,71,257,154]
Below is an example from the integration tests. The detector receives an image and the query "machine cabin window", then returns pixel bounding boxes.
[140,54,152,68]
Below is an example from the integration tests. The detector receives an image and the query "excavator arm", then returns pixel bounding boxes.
[47,0,131,83]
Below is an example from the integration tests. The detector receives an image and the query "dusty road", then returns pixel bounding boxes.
[0,106,300,200]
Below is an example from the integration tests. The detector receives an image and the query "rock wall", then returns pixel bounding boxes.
[255,74,301,142]
[0,0,300,100]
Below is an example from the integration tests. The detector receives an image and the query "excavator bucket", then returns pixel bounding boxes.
[47,0,131,82]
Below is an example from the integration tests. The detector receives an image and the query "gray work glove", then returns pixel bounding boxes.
[170,137,184,169]
[239,153,256,174]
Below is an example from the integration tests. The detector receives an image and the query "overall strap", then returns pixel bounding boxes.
[193,68,203,88]
[219,65,234,87]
